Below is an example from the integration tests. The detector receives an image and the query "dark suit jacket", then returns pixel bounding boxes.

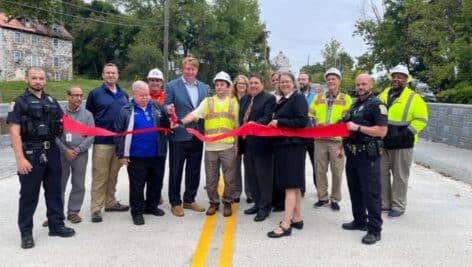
[272,92,309,146]
[238,90,276,156]
[165,77,209,141]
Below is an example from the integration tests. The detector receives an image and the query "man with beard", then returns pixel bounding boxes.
[378,64,428,217]
[7,67,75,249]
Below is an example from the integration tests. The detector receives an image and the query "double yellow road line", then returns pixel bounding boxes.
[191,177,238,267]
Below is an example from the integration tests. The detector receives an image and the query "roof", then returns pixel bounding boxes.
[0,12,73,41]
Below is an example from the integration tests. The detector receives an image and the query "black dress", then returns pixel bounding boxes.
[272,92,309,189]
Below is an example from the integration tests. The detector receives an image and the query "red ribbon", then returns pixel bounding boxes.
[186,123,349,143]
[62,114,170,137]
[62,114,348,141]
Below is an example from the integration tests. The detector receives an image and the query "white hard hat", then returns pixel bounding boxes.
[324,67,342,80]
[147,68,164,80]
[389,64,410,76]
[213,71,232,86]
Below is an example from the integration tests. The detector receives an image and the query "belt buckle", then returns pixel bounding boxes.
[43,141,50,150]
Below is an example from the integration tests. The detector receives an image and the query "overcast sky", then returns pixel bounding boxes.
[258,0,383,73]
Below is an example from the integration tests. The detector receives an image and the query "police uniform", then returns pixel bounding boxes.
[7,89,65,238]
[343,92,388,237]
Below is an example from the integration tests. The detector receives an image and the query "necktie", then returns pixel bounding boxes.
[243,96,254,124]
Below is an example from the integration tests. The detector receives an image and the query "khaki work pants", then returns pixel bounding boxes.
[380,148,413,212]
[204,147,236,204]
[91,144,122,213]
[314,139,345,202]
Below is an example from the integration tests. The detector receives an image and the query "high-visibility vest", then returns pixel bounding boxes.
[308,91,352,125]
[203,96,238,144]
[378,86,428,144]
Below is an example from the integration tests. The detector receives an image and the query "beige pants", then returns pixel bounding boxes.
[91,144,122,213]
[204,147,236,204]
[314,139,345,202]
[380,148,413,212]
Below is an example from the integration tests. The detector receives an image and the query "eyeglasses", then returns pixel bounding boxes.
[69,94,83,97]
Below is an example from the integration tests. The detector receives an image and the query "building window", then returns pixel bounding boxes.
[52,38,59,48]
[31,35,38,45]
[13,51,22,63]
[13,32,22,43]
[54,72,61,81]
[31,55,40,66]
[53,56,59,67]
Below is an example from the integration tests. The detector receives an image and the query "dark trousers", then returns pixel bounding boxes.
[244,152,273,212]
[305,139,316,188]
[127,156,165,216]
[18,145,64,237]
[168,139,203,206]
[345,150,382,234]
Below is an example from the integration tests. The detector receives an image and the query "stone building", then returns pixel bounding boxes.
[0,12,73,81]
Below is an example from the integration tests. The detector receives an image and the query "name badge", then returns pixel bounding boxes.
[66,133,72,142]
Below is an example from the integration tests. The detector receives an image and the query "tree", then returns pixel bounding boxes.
[0,0,58,22]
[321,38,354,72]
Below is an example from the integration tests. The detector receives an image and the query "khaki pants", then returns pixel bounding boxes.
[314,139,344,202]
[204,147,236,204]
[91,144,122,213]
[380,148,413,212]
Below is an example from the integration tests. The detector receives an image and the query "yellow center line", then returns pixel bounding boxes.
[218,203,237,267]
[190,174,225,267]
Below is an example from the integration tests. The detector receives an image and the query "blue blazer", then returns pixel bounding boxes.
[165,77,209,141]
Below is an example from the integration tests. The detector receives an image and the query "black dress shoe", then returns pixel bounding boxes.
[246,197,254,204]
[105,202,130,212]
[244,205,258,215]
[91,211,103,223]
[254,211,269,222]
[144,207,165,216]
[362,232,381,245]
[49,226,75,237]
[21,236,35,249]
[267,224,292,238]
[291,220,304,230]
[132,215,145,225]
[342,221,368,231]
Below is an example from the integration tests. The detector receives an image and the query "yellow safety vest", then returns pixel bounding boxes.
[203,96,238,144]
[378,86,428,144]
[309,91,352,125]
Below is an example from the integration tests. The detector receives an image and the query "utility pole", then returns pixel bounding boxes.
[163,0,169,81]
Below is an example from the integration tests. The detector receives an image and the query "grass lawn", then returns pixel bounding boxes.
[0,79,132,103]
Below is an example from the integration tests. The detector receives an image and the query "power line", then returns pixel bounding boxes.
[0,0,160,28]
[53,0,159,26]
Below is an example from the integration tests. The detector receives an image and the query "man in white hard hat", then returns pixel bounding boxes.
[378,64,428,217]
[177,71,238,217]
[309,67,352,211]
[147,68,165,105]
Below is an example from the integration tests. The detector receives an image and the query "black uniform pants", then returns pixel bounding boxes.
[244,152,273,213]
[305,139,316,188]
[127,156,165,216]
[19,145,64,237]
[345,150,382,235]
[168,138,203,206]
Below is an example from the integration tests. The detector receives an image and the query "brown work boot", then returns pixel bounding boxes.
[171,205,184,217]
[206,204,219,216]
[183,202,205,212]
[223,203,232,217]
[67,213,82,224]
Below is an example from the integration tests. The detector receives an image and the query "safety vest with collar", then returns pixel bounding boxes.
[308,91,352,125]
[378,86,428,148]
[203,96,238,144]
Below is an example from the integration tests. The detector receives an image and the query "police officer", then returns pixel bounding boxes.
[341,73,388,245]
[7,67,75,249]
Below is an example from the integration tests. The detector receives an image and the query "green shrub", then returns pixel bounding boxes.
[437,82,472,104]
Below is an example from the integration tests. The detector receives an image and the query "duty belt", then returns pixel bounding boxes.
[345,143,367,154]
[24,141,52,150]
